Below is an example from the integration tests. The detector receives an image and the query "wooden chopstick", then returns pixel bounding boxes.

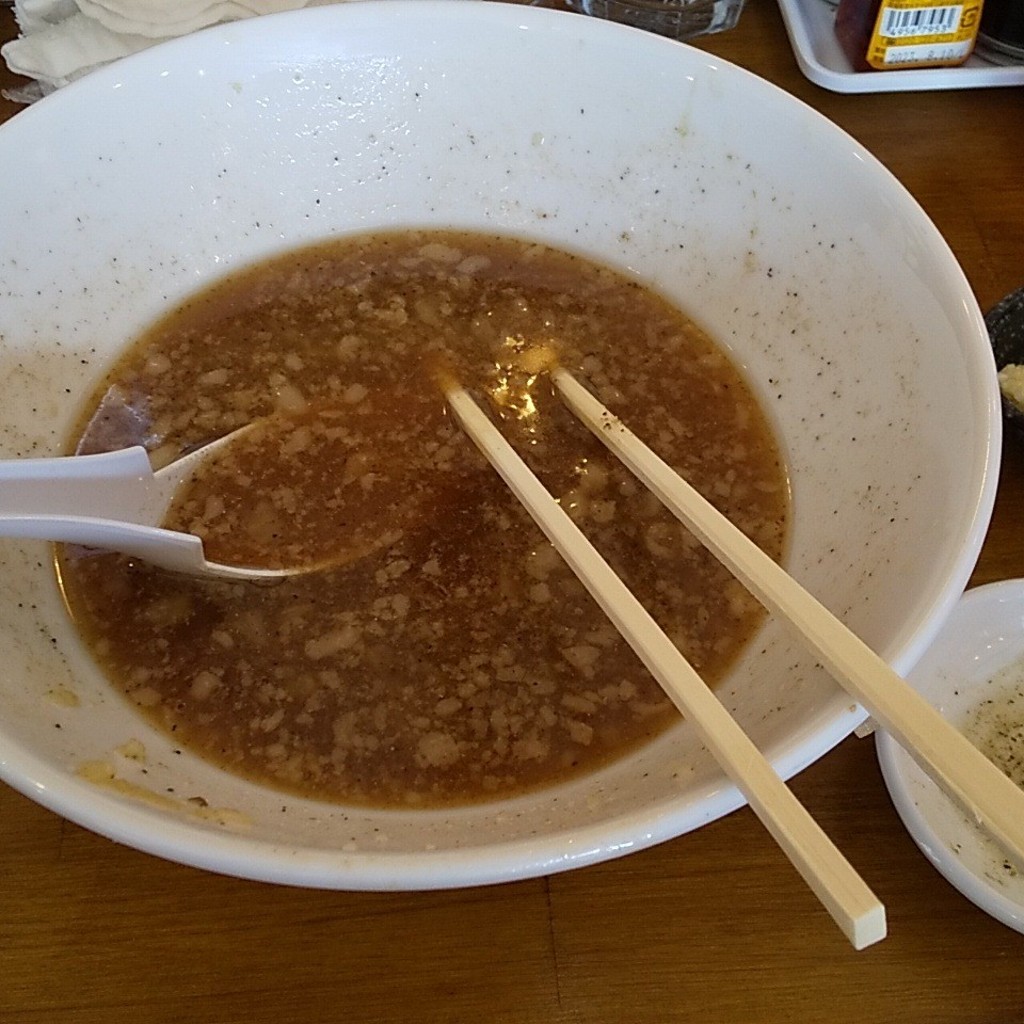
[552,365,1024,876]
[444,381,886,951]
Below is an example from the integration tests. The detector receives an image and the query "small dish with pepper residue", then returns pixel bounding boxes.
[877,580,1024,935]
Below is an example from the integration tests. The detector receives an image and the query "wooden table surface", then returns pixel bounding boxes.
[2,2,1023,1021]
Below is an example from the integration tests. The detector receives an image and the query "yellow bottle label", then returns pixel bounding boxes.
[866,0,983,68]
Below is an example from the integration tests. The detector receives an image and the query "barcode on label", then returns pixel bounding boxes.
[880,4,963,37]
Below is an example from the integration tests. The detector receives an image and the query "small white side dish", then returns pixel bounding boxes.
[877,581,1024,935]
[0,0,1001,888]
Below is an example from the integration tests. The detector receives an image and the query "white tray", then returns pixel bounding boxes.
[775,0,1024,92]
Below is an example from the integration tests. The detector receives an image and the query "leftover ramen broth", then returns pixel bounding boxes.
[59,230,789,808]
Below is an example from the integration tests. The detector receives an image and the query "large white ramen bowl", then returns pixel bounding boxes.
[0,1,1000,888]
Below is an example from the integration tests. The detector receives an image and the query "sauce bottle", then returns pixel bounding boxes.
[835,0,985,69]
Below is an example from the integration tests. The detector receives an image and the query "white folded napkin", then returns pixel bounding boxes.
[2,0,340,97]
[76,0,310,38]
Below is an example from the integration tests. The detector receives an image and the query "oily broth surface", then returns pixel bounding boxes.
[59,230,789,808]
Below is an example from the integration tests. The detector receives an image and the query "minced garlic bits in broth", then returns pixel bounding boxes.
[59,230,789,807]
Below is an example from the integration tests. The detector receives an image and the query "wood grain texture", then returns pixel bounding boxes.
[2,2,1024,1020]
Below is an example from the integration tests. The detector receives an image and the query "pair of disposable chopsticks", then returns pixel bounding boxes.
[446,366,1024,951]
[444,369,886,951]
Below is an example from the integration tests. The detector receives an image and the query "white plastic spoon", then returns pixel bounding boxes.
[0,431,287,581]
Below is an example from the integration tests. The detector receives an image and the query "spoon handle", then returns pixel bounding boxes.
[0,445,211,571]
[0,433,287,581]
[0,446,156,521]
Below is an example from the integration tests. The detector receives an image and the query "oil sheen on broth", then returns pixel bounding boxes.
[59,230,790,808]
